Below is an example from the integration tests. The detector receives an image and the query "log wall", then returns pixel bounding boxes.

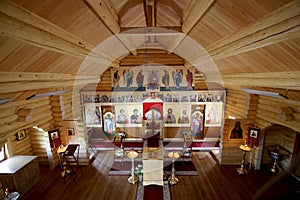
[0,97,54,152]
[221,90,252,165]
[7,129,33,156]
[28,127,52,165]
[224,90,248,119]
[221,89,300,169]
[261,125,296,172]
[0,91,89,169]
[220,119,251,165]
[61,120,89,165]
[256,96,300,132]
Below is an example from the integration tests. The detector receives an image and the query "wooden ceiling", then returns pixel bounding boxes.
[0,0,299,101]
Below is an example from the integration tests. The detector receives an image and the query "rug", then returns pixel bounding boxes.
[163,160,198,176]
[136,182,171,200]
[108,160,143,176]
[109,160,198,176]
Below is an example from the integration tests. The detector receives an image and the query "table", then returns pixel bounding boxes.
[0,156,40,196]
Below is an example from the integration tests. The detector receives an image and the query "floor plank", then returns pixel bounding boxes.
[20,150,299,200]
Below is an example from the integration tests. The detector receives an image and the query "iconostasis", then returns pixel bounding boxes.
[82,90,225,139]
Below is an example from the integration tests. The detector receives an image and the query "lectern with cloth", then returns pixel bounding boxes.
[142,139,164,186]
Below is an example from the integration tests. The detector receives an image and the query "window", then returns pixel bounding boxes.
[0,143,8,163]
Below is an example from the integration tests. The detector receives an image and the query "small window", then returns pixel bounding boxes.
[0,143,8,163]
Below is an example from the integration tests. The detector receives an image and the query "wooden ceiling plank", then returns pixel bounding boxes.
[206,0,300,56]
[167,0,214,54]
[189,0,300,65]
[84,0,140,56]
[182,0,215,34]
[209,0,300,50]
[0,0,94,50]
[206,71,300,90]
[158,0,183,21]
[209,16,300,60]
[118,0,142,19]
[84,0,120,34]
[0,0,113,64]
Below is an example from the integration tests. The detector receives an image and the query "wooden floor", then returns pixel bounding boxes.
[20,150,299,200]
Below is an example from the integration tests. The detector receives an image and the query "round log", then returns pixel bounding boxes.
[278,113,294,121]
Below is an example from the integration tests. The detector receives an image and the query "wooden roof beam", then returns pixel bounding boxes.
[0,72,101,94]
[191,0,300,65]
[205,71,300,91]
[84,0,120,34]
[0,72,100,83]
[85,0,138,55]
[182,0,215,34]
[167,0,214,54]
[0,0,114,64]
[0,79,100,94]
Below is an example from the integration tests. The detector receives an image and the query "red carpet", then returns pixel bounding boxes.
[144,185,164,200]
[136,182,171,200]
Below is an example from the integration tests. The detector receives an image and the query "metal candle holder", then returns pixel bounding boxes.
[168,152,180,185]
[127,150,139,184]
[237,143,251,175]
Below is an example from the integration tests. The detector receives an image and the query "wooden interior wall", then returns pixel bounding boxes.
[220,119,250,165]
[256,96,300,132]
[221,88,300,167]
[28,127,51,165]
[261,125,296,172]
[224,90,248,119]
[7,129,33,156]
[221,90,249,164]
[62,91,82,121]
[50,92,89,167]
[0,97,54,148]
[61,120,89,165]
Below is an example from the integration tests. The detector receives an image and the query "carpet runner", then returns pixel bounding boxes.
[109,160,198,176]
[136,182,171,200]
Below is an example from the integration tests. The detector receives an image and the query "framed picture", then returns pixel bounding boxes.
[248,127,260,147]
[48,129,61,149]
[85,105,102,127]
[67,128,75,136]
[228,119,247,140]
[190,105,205,137]
[17,129,26,141]
[205,102,223,127]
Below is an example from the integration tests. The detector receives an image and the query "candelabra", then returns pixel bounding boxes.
[237,142,251,175]
[127,150,139,184]
[168,152,180,185]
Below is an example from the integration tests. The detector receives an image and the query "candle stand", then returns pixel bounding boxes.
[237,143,251,175]
[168,152,180,185]
[127,150,139,184]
